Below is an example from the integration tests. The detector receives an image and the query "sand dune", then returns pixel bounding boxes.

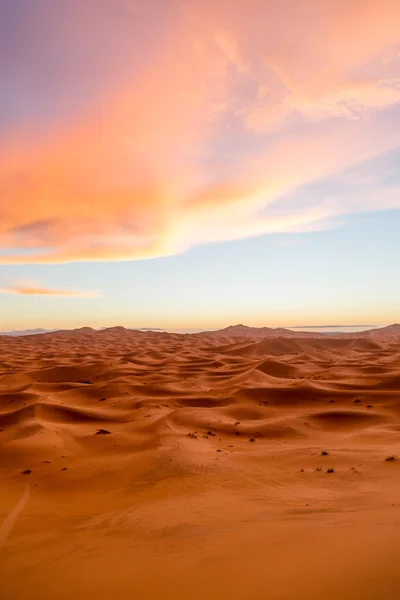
[1,327,400,599]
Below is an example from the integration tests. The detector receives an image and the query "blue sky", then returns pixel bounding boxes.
[1,1,400,330]
[1,210,399,331]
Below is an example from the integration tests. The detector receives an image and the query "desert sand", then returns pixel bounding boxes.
[1,325,400,599]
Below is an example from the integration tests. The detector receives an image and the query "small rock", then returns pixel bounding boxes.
[22,469,32,475]
[95,429,111,435]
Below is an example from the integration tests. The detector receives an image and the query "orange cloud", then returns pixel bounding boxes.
[0,286,101,298]
[1,0,400,264]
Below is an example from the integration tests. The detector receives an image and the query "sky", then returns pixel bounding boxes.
[1,0,400,331]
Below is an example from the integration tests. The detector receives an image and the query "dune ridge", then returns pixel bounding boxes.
[1,326,400,599]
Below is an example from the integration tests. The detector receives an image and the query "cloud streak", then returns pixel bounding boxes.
[0,286,101,298]
[1,0,400,264]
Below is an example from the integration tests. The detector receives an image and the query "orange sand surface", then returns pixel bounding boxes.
[1,325,400,599]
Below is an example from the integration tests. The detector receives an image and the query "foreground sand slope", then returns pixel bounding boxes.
[1,327,400,599]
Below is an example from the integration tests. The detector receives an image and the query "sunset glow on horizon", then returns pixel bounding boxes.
[1,0,400,330]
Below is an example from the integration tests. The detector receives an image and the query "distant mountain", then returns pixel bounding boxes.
[2,323,399,341]
[200,324,323,339]
[198,323,400,341]
[206,324,400,340]
[99,326,166,334]
[40,326,174,340]
[346,323,400,340]
[0,328,55,336]
[289,324,377,329]
[40,326,97,337]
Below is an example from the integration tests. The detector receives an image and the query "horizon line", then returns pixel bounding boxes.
[0,323,387,336]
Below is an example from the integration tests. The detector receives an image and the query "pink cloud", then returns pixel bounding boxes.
[1,0,400,264]
[0,286,101,298]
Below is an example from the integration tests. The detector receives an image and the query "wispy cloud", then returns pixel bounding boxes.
[0,286,101,298]
[1,0,400,264]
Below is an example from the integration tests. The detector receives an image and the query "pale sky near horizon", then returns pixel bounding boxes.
[1,0,400,330]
